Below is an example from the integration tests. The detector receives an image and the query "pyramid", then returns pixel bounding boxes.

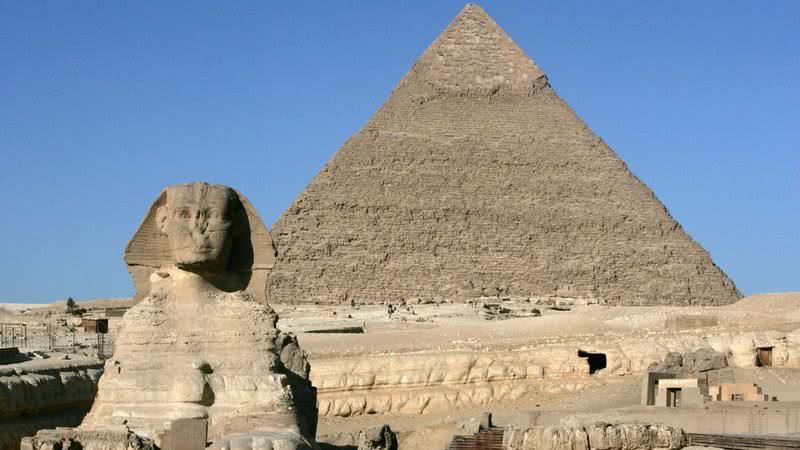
[268,4,739,306]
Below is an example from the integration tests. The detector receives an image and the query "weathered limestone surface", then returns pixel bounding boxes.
[504,425,589,450]
[0,359,103,420]
[650,348,728,375]
[357,425,399,450]
[269,4,739,306]
[0,358,103,450]
[312,330,800,417]
[82,288,317,443]
[315,425,398,450]
[503,423,687,450]
[79,183,317,449]
[20,427,156,450]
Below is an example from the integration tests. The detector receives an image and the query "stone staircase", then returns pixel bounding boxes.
[446,427,504,450]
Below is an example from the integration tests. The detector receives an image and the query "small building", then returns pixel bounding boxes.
[98,307,129,318]
[643,370,779,407]
[641,372,675,406]
[81,318,109,334]
[654,378,705,408]
[709,383,774,402]
[0,347,21,364]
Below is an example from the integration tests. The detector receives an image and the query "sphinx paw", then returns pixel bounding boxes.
[207,432,314,450]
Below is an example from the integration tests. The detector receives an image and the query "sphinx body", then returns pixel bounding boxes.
[80,183,317,449]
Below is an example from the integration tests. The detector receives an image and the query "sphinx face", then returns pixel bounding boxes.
[157,183,240,271]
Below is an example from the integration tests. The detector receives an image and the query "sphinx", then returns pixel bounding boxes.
[78,182,318,449]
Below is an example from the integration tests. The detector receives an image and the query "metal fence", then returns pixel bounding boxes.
[0,323,114,359]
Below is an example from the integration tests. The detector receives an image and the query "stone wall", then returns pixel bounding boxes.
[310,330,800,417]
[503,423,686,450]
[0,358,103,450]
[549,406,800,436]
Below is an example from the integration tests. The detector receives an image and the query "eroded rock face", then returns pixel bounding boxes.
[314,425,398,450]
[268,4,740,307]
[312,330,800,417]
[650,348,727,375]
[777,329,800,367]
[0,359,103,450]
[504,425,589,450]
[20,426,156,450]
[357,425,398,450]
[80,183,317,449]
[503,423,686,450]
[583,423,686,450]
[728,337,758,368]
[0,360,102,420]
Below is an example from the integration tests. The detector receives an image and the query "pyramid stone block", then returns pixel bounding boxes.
[268,4,739,306]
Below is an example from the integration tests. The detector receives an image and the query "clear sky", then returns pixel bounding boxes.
[0,2,797,303]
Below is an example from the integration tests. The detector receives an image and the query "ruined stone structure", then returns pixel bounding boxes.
[78,183,317,449]
[313,329,800,418]
[0,358,103,450]
[269,4,739,306]
[502,423,687,450]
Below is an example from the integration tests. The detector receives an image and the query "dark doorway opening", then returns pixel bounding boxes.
[667,388,682,407]
[757,347,773,367]
[578,350,607,374]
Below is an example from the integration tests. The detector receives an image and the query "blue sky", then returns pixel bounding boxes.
[0,2,797,302]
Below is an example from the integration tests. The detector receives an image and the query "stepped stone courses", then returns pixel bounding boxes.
[0,359,103,450]
[269,4,739,306]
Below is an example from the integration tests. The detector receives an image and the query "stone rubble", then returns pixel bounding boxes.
[503,422,687,450]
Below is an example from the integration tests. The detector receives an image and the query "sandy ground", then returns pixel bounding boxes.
[277,292,800,357]
[0,297,136,312]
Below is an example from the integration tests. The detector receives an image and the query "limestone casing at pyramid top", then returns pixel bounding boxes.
[400,3,546,95]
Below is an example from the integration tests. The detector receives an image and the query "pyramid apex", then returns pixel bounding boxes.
[456,3,496,23]
[400,3,545,95]
[460,3,490,14]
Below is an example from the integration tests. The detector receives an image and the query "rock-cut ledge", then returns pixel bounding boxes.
[0,357,103,450]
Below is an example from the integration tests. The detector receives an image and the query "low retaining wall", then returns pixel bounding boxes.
[503,403,800,436]
[0,358,104,450]
[310,330,800,417]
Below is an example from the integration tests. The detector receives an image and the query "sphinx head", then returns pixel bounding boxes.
[124,182,276,301]
[155,183,244,272]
